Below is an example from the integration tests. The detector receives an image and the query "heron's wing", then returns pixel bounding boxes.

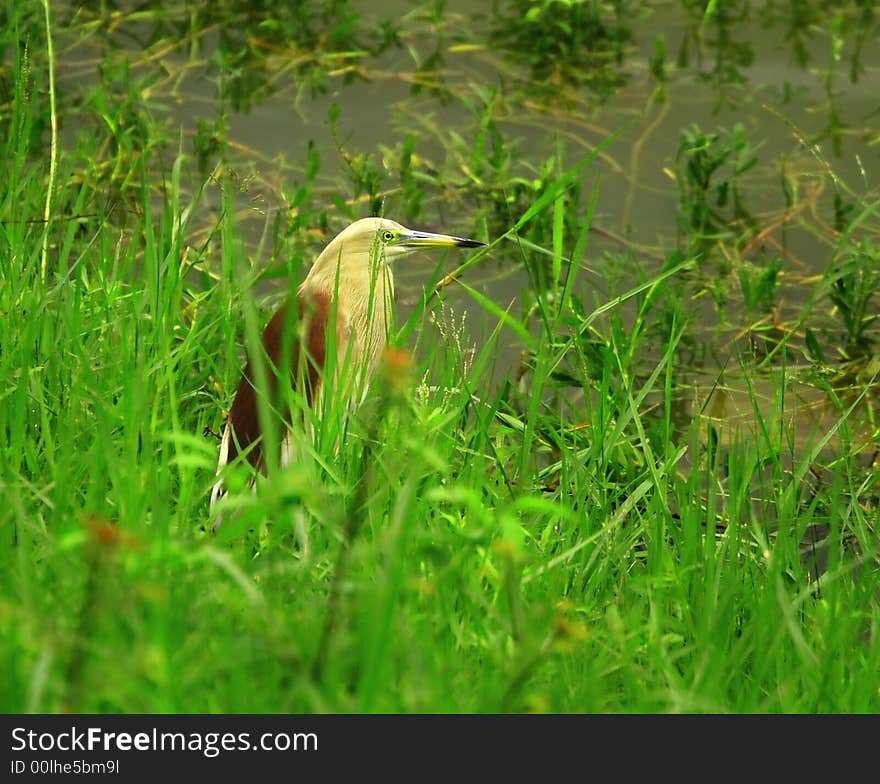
[210,289,332,514]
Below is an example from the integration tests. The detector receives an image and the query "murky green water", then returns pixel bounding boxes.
[54,0,880,442]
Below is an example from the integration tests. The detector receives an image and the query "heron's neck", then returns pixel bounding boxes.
[301,252,394,401]
[307,247,393,299]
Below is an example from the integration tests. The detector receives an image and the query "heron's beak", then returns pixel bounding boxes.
[396,230,485,249]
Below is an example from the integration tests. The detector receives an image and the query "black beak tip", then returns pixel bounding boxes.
[457,238,486,248]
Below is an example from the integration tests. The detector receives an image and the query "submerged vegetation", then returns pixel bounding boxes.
[0,0,878,712]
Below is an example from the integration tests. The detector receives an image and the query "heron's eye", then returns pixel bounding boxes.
[382,230,395,243]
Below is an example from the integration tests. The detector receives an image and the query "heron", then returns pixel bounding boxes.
[209,216,484,526]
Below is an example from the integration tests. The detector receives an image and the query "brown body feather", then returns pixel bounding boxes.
[223,289,332,471]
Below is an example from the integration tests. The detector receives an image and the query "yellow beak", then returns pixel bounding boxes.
[396,230,485,249]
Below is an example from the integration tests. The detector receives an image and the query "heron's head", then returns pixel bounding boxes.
[308,217,484,285]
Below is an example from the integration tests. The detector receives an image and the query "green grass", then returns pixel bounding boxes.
[1,0,878,714]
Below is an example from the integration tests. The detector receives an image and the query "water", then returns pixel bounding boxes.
[52,0,880,443]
